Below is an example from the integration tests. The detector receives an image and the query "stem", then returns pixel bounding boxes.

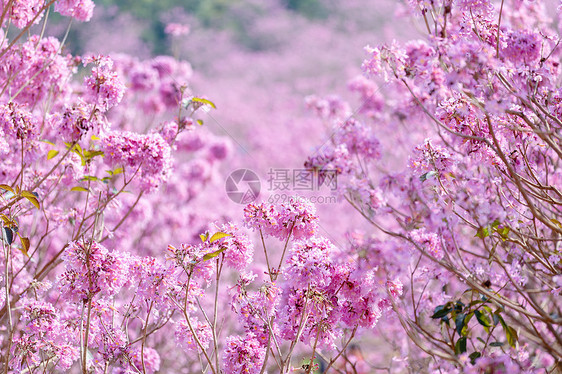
[258,331,272,374]
[140,302,154,374]
[305,328,321,374]
[282,287,311,372]
[82,298,93,374]
[496,0,505,57]
[10,17,74,102]
[100,191,143,243]
[180,279,217,374]
[3,238,13,374]
[259,229,273,281]
[276,220,296,281]
[0,141,77,212]
[212,258,222,371]
[322,326,358,373]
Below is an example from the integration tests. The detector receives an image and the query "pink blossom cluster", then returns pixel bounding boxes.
[1,0,44,28]
[164,23,190,37]
[59,241,128,302]
[243,197,319,240]
[0,35,74,106]
[101,130,172,191]
[54,0,95,22]
[83,55,126,112]
[303,0,562,371]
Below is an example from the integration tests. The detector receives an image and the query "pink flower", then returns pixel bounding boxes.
[222,333,266,374]
[283,236,336,288]
[165,23,190,37]
[175,317,212,353]
[410,229,444,260]
[243,198,319,240]
[58,241,129,302]
[84,56,126,112]
[213,222,254,271]
[101,131,173,191]
[54,0,95,21]
[5,0,44,28]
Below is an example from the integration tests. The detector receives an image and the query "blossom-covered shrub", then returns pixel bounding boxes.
[1,0,561,372]
[305,0,562,371]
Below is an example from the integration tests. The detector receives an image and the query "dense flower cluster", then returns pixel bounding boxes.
[243,197,319,240]
[2,0,44,28]
[59,241,128,301]
[54,0,95,22]
[101,130,172,190]
[222,333,266,374]
[0,35,74,106]
[83,55,126,112]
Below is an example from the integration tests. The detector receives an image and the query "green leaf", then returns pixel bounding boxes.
[197,119,204,126]
[66,143,86,165]
[419,171,437,182]
[467,299,485,307]
[81,175,99,182]
[0,184,14,194]
[431,303,452,319]
[19,236,30,257]
[21,191,40,209]
[475,226,490,239]
[489,342,504,347]
[40,139,55,146]
[199,233,208,242]
[497,314,507,329]
[47,150,59,160]
[497,314,518,348]
[74,143,84,156]
[505,326,518,348]
[454,301,465,312]
[71,186,89,192]
[455,337,467,354]
[469,352,481,365]
[83,150,104,160]
[455,312,466,335]
[462,312,474,336]
[203,247,227,261]
[191,97,216,109]
[2,227,14,245]
[492,313,500,326]
[475,310,492,327]
[209,232,231,243]
[497,226,510,241]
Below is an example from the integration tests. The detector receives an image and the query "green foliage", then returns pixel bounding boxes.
[284,0,328,19]
[431,290,519,363]
[64,142,104,167]
[85,0,332,55]
[475,219,510,241]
